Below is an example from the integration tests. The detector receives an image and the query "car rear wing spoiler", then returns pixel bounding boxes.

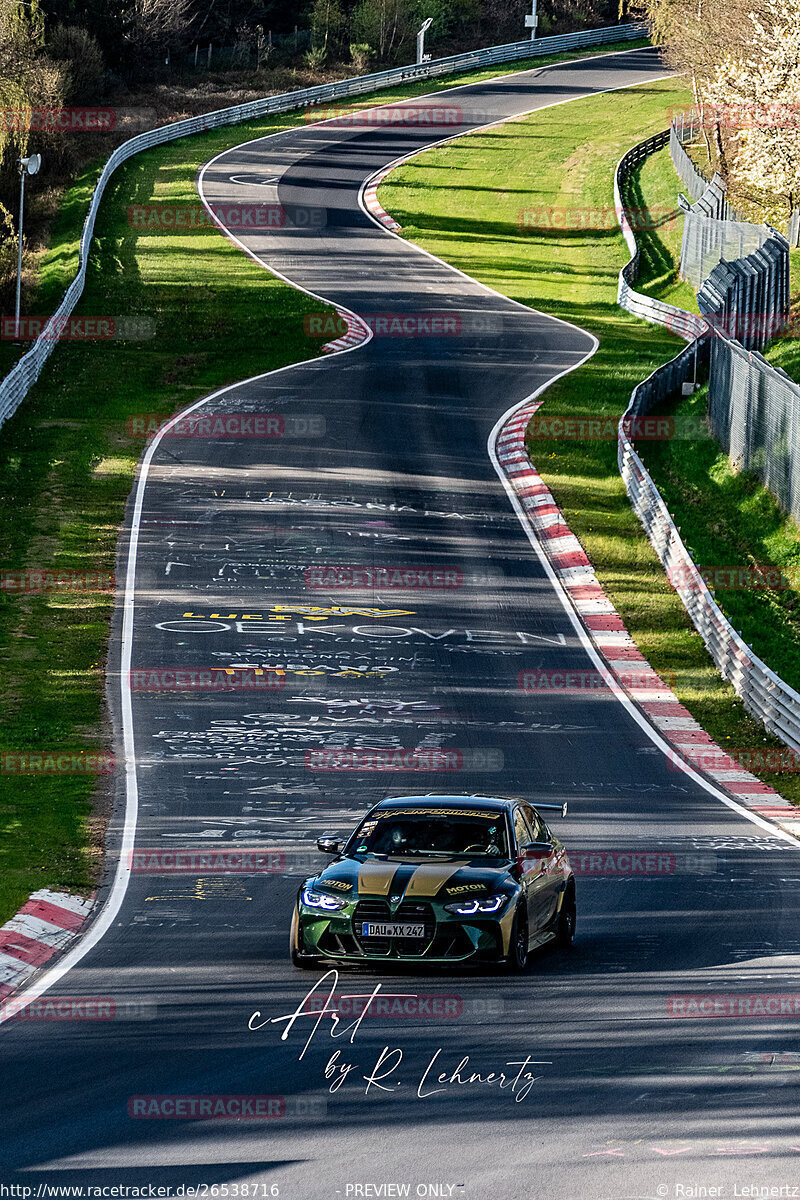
[532,802,568,818]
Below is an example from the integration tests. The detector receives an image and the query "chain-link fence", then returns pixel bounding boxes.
[706,334,800,520]
[697,230,790,351]
[670,117,778,292]
[681,210,777,293]
[669,117,715,204]
[672,112,800,250]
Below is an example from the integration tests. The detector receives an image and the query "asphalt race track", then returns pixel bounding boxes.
[3,46,800,1200]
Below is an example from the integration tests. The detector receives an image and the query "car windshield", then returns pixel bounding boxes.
[347,808,509,858]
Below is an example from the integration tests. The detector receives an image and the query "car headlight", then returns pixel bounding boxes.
[443,893,509,916]
[301,886,346,912]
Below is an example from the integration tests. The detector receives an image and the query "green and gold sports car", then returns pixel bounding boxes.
[289,794,575,971]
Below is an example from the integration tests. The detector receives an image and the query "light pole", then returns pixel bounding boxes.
[15,152,41,341]
[416,17,433,64]
[525,0,539,39]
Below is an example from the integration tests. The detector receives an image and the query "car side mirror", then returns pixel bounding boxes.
[317,836,342,855]
[522,840,553,858]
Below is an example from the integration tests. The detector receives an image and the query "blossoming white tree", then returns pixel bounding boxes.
[707,0,800,219]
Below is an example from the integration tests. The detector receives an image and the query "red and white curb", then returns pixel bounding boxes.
[0,890,95,1001]
[363,169,402,232]
[322,309,372,354]
[495,401,800,839]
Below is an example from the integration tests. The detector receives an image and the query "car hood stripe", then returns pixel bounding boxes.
[404,863,464,897]
[357,862,398,895]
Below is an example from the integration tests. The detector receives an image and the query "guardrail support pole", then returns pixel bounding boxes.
[14,165,25,342]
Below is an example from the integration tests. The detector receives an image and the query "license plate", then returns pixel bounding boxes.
[361,921,426,938]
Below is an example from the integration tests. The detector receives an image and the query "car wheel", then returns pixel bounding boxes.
[555,883,576,948]
[289,905,321,969]
[504,904,529,972]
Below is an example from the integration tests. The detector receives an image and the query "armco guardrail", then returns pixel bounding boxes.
[0,22,644,432]
[615,130,800,751]
[614,131,707,340]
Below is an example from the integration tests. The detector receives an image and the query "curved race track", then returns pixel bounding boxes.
[3,45,800,1200]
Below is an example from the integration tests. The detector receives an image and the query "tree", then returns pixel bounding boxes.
[311,0,345,56]
[49,23,105,101]
[351,0,415,61]
[121,0,195,69]
[0,0,68,302]
[638,0,776,175]
[412,0,480,44]
[707,0,800,218]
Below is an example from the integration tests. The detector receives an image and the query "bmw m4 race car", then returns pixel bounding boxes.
[289,794,575,970]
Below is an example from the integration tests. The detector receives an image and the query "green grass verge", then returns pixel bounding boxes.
[0,38,651,924]
[378,76,800,804]
[632,146,698,312]
[0,126,337,923]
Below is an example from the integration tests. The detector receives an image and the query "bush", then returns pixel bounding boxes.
[0,200,21,313]
[305,44,328,69]
[350,42,374,69]
[49,24,106,103]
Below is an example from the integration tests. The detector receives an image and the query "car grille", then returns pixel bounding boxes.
[353,899,435,956]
